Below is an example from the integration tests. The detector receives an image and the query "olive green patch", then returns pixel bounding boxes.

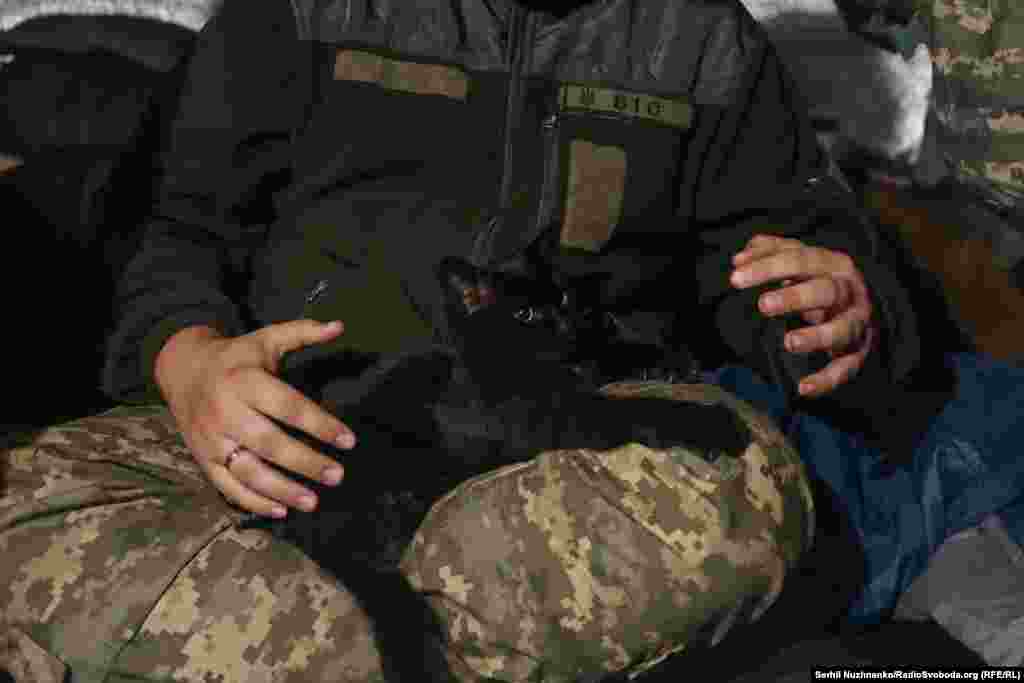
[589,541,610,579]
[495,558,514,582]
[334,49,469,100]
[558,84,693,130]
[711,454,744,481]
[527,571,548,601]
[561,139,626,252]
[110,525,170,558]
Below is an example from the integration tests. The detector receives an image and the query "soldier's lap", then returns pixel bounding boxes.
[0,385,814,682]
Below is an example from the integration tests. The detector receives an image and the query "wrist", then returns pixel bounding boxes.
[154,325,224,398]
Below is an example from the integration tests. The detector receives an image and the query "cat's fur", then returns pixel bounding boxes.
[247,241,753,682]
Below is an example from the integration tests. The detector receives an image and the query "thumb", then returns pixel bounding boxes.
[260,319,344,371]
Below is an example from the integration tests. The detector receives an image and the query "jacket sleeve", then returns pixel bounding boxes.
[102,0,307,403]
[687,9,945,455]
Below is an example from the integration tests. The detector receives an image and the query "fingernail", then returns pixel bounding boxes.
[760,293,779,313]
[731,270,749,287]
[299,495,317,512]
[326,320,343,331]
[270,505,288,519]
[322,465,343,486]
[786,334,804,352]
[336,432,355,449]
[798,381,813,395]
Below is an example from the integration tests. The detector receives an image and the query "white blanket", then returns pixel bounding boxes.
[0,0,221,32]
[739,0,932,164]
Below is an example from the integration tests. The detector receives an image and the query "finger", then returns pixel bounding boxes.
[231,402,346,488]
[758,277,852,317]
[802,308,828,326]
[205,458,293,518]
[258,319,345,372]
[732,234,801,266]
[235,368,356,450]
[187,434,290,517]
[797,345,869,398]
[783,308,870,355]
[732,245,850,289]
[219,447,323,513]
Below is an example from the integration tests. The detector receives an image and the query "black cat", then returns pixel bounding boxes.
[245,247,754,682]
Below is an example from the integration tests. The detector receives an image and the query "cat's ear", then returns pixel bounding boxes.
[437,257,492,317]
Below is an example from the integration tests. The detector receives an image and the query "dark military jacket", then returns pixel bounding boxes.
[102,0,952,456]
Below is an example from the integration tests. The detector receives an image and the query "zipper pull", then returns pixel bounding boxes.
[305,278,330,306]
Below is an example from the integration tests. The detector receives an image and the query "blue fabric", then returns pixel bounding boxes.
[704,353,1024,623]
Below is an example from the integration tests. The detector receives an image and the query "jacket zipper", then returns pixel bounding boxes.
[533,108,562,244]
[472,5,532,266]
[498,6,529,213]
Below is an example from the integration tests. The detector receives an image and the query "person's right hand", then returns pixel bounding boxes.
[154,320,357,518]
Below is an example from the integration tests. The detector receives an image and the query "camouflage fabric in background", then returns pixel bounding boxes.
[0,382,814,682]
[927,0,1024,198]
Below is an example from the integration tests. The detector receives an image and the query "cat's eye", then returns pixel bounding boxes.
[514,307,538,324]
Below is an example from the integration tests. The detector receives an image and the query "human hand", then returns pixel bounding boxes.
[730,234,877,398]
[154,320,357,518]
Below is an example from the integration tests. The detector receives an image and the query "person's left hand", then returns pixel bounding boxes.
[730,234,877,398]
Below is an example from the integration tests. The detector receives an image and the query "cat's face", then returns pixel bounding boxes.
[438,255,575,356]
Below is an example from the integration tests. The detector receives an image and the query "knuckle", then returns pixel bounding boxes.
[819,322,839,350]
[832,278,849,309]
[245,422,278,456]
[267,431,315,469]
[823,277,839,306]
[270,393,305,423]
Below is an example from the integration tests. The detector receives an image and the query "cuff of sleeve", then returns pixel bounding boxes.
[857,258,920,382]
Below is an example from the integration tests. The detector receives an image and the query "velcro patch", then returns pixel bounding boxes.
[0,154,22,175]
[561,139,626,252]
[559,84,693,130]
[334,49,469,100]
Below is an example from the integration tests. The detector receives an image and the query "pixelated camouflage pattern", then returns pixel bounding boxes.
[1,382,813,682]
[0,406,383,683]
[0,626,66,683]
[401,381,815,682]
[928,0,1024,195]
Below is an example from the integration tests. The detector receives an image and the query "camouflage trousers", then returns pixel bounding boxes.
[0,381,814,683]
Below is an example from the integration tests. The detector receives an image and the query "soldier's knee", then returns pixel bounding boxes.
[401,381,816,682]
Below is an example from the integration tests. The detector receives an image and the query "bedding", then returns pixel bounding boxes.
[0,0,219,33]
[895,514,1024,667]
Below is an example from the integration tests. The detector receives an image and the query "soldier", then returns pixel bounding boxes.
[2,0,1023,680]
